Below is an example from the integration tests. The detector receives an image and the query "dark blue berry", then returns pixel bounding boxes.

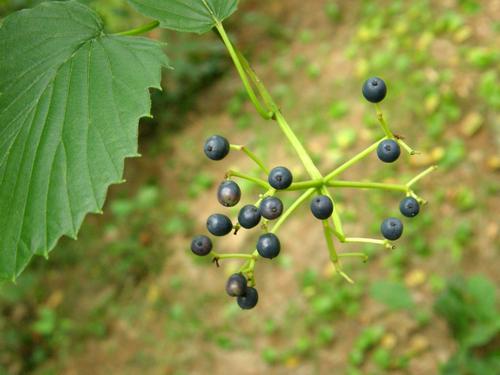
[377,139,400,163]
[268,166,293,190]
[204,135,230,160]
[238,205,261,229]
[380,217,403,240]
[400,197,420,217]
[237,287,258,309]
[190,235,212,256]
[260,197,283,220]
[256,233,281,259]
[310,195,334,220]
[217,180,241,207]
[207,213,233,236]
[226,273,247,297]
[362,77,387,103]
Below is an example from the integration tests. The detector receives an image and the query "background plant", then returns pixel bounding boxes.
[0,0,498,374]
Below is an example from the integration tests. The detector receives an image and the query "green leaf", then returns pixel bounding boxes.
[127,0,239,34]
[0,1,169,281]
[370,280,414,310]
[465,321,500,348]
[466,276,497,320]
[434,275,499,344]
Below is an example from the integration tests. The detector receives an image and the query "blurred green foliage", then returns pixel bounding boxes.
[1,0,499,374]
[370,280,414,311]
[435,276,500,375]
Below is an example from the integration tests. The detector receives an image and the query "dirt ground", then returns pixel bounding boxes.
[2,1,498,374]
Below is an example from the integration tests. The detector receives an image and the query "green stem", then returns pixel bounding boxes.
[340,237,394,249]
[324,138,386,181]
[114,20,160,36]
[212,252,255,260]
[240,258,257,286]
[226,170,269,189]
[230,144,269,174]
[322,220,339,263]
[338,252,369,262]
[234,192,276,268]
[234,188,275,235]
[408,191,426,205]
[271,188,316,234]
[236,50,277,112]
[215,21,419,285]
[255,188,276,206]
[215,23,273,119]
[218,21,339,252]
[320,186,345,239]
[406,165,438,187]
[287,179,324,191]
[217,23,321,184]
[374,103,394,138]
[375,104,419,155]
[343,237,385,245]
[327,180,408,192]
[274,111,322,180]
[398,139,418,155]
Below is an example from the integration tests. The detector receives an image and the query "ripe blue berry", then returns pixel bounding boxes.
[237,287,258,309]
[204,135,230,160]
[226,273,247,297]
[217,180,241,207]
[362,77,387,103]
[400,197,420,217]
[268,166,293,190]
[377,139,400,163]
[256,233,281,259]
[238,205,261,229]
[380,217,403,240]
[190,235,212,256]
[207,213,233,236]
[260,196,283,220]
[310,195,334,220]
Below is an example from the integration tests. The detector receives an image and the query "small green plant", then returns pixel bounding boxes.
[0,1,435,291]
[435,276,500,375]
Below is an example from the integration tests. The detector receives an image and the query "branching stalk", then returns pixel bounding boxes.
[226,170,269,189]
[407,165,438,187]
[324,138,386,181]
[208,22,436,286]
[212,252,255,260]
[271,188,316,234]
[215,23,273,119]
[230,144,269,174]
[338,252,369,262]
[374,103,394,138]
[327,180,408,192]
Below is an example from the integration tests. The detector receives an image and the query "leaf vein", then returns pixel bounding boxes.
[85,40,100,209]
[12,83,55,274]
[99,40,136,154]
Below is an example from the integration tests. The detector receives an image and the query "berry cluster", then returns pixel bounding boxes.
[363,78,423,240]
[190,77,436,310]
